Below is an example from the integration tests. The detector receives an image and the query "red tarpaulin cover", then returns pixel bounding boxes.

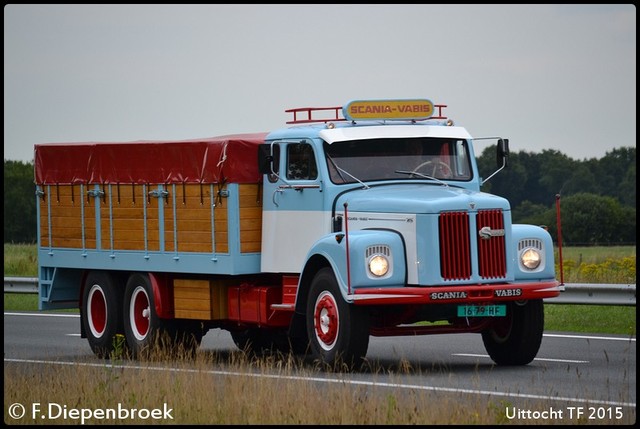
[34,133,268,185]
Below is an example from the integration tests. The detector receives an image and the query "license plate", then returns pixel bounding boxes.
[457,304,506,317]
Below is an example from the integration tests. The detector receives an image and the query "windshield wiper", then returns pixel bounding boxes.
[327,155,370,189]
[395,170,449,187]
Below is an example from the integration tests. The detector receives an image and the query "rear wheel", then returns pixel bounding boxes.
[81,271,125,359]
[123,273,201,359]
[481,299,544,366]
[306,267,370,370]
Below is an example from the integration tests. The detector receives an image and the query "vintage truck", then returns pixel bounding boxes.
[34,98,561,368]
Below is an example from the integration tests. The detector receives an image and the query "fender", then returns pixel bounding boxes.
[303,229,407,302]
[148,272,174,319]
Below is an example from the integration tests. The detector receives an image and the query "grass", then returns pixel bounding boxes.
[4,243,38,277]
[8,350,633,425]
[556,246,636,284]
[545,304,635,336]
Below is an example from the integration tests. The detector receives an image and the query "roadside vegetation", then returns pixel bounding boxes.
[6,345,635,425]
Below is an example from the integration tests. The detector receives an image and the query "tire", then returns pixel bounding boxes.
[123,273,200,359]
[306,267,370,370]
[81,271,125,359]
[481,299,544,366]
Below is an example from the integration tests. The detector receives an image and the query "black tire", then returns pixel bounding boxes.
[306,267,370,370]
[123,273,200,359]
[81,271,125,359]
[481,299,544,366]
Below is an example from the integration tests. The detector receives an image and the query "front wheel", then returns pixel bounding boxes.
[481,299,544,366]
[306,267,370,370]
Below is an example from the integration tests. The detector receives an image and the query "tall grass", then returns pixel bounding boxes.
[556,246,636,283]
[4,348,635,425]
[3,243,38,277]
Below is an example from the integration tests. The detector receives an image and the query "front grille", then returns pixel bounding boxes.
[438,210,506,281]
[439,212,471,280]
[477,209,506,279]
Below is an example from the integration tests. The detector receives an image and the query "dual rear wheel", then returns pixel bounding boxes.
[82,271,202,359]
[81,271,124,358]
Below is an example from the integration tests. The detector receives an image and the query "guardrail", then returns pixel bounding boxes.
[3,277,636,306]
[547,283,636,306]
[4,277,40,294]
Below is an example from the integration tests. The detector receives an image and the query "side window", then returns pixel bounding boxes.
[287,143,317,180]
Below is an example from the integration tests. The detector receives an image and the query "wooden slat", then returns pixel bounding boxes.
[40,182,263,255]
[238,184,263,253]
[38,185,97,249]
[173,280,211,318]
[174,309,212,320]
[165,184,228,253]
[174,298,211,311]
[172,278,231,320]
[100,184,161,251]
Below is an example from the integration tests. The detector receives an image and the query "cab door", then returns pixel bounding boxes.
[260,140,327,273]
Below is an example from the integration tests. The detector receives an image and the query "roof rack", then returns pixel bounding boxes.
[285,106,346,125]
[285,103,448,125]
[432,104,447,120]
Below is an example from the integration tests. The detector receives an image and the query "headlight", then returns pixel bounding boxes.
[368,255,389,277]
[521,248,541,270]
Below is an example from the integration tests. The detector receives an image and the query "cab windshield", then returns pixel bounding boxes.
[324,137,472,184]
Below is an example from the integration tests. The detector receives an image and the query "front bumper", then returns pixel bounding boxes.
[349,280,561,305]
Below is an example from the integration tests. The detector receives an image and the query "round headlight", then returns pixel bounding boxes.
[368,255,389,277]
[521,248,541,270]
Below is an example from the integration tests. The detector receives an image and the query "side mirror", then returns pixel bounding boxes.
[481,138,509,186]
[258,144,280,175]
[497,138,509,168]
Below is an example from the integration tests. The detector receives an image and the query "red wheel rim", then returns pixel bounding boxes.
[314,291,339,350]
[88,285,107,338]
[130,286,150,340]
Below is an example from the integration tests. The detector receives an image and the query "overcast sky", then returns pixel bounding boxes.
[4,4,636,163]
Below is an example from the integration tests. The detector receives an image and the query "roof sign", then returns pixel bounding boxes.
[343,99,434,121]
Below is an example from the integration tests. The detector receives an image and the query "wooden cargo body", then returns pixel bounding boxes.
[35,134,267,276]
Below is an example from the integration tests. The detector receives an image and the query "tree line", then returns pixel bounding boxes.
[4,146,636,245]
[477,146,635,245]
